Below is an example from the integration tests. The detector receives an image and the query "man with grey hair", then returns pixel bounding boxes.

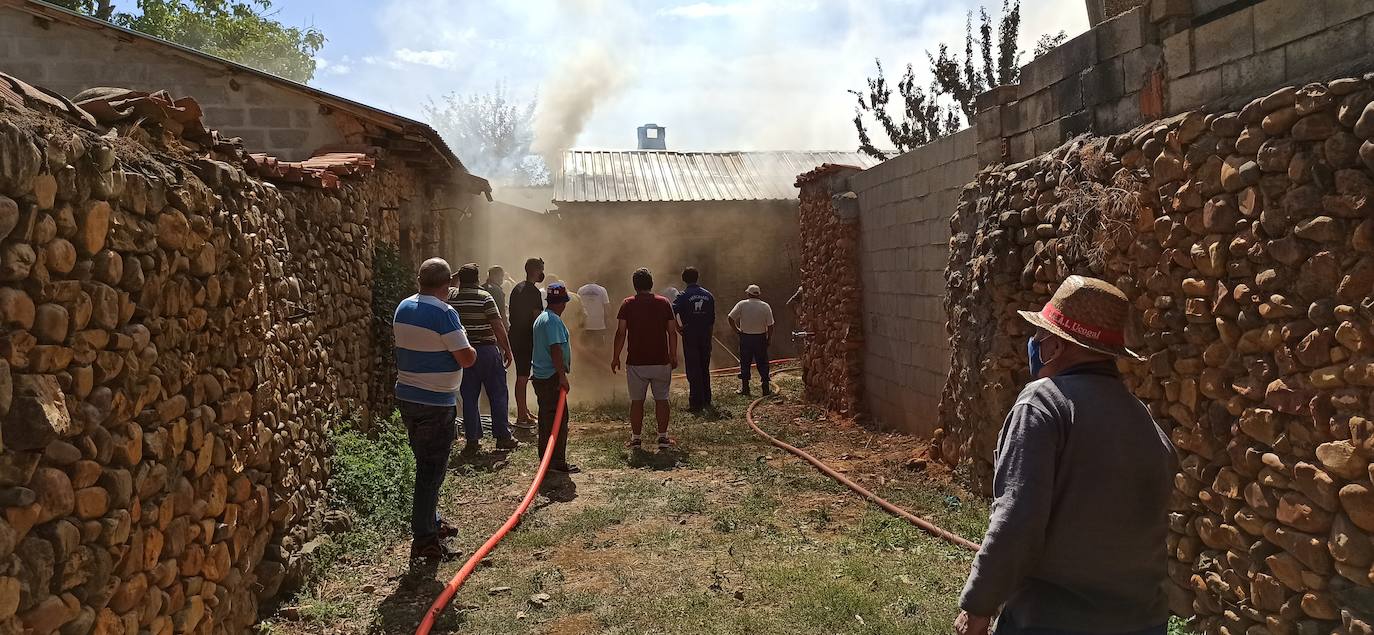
[394,257,478,561]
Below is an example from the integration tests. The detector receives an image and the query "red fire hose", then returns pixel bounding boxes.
[671,358,798,380]
[415,389,568,635]
[743,371,982,553]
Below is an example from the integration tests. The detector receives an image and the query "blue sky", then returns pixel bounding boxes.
[190,0,1088,152]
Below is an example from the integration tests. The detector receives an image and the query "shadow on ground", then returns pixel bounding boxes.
[626,447,688,470]
[370,558,456,634]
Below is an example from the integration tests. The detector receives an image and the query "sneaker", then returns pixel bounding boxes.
[436,519,459,539]
[657,436,674,451]
[495,437,520,451]
[551,464,581,474]
[409,537,459,562]
[737,381,751,396]
[460,442,480,457]
[762,383,774,397]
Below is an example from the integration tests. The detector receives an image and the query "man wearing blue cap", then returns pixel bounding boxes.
[532,282,578,474]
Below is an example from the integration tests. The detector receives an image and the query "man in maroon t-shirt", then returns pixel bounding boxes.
[611,268,679,451]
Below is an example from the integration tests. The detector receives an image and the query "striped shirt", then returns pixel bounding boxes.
[446,284,500,345]
[393,294,471,406]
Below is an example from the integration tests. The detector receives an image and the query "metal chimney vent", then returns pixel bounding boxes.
[637,124,666,150]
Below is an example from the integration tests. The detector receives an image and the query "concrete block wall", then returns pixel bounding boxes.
[849,128,978,436]
[0,6,339,160]
[979,0,1374,166]
[1164,0,1374,113]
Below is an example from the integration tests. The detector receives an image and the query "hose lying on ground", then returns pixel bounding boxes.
[743,368,982,553]
[415,389,568,635]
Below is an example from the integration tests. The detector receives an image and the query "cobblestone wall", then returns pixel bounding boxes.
[0,92,408,632]
[796,166,865,418]
[944,77,1374,633]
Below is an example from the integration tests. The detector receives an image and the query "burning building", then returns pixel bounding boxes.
[548,124,879,361]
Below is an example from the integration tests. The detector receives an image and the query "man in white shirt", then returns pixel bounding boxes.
[577,281,612,351]
[728,284,775,397]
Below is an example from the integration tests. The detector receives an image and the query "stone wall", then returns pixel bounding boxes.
[846,129,978,435]
[0,91,406,632]
[795,165,865,418]
[943,77,1374,632]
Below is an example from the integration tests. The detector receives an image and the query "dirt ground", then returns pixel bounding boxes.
[259,369,990,635]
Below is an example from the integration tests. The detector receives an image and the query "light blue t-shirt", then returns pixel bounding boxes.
[392,294,470,406]
[531,309,571,380]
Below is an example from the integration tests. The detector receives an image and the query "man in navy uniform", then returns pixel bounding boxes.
[673,266,716,415]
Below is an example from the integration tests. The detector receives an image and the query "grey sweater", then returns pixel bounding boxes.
[959,362,1177,632]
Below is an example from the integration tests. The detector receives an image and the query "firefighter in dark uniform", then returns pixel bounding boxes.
[672,266,716,415]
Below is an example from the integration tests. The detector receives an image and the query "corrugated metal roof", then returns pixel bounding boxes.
[552,151,881,203]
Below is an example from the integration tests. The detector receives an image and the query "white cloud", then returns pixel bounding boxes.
[394,48,464,69]
[660,2,755,18]
[314,56,353,77]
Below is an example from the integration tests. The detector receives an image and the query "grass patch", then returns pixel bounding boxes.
[327,411,416,537]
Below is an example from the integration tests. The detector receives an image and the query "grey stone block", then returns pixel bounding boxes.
[1193,0,1233,14]
[249,108,293,128]
[16,36,61,56]
[1168,66,1223,111]
[1096,7,1148,60]
[1019,30,1099,98]
[1082,57,1126,107]
[977,139,1005,166]
[1328,0,1374,26]
[1008,132,1035,163]
[1019,89,1056,131]
[1253,0,1327,52]
[201,107,246,127]
[975,105,1003,139]
[269,129,311,148]
[4,61,48,85]
[1283,17,1368,80]
[1094,93,1144,133]
[1192,6,1254,71]
[1123,44,1164,92]
[1163,30,1193,79]
[1220,47,1285,98]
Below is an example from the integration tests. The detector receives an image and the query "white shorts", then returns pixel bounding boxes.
[627,364,672,402]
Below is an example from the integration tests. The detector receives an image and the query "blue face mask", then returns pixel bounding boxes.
[1027,336,1047,377]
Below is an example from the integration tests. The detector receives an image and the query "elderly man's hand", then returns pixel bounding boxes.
[954,611,991,635]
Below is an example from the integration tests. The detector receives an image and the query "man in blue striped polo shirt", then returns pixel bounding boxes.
[394,258,477,561]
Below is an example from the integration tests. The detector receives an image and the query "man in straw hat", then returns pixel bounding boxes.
[955,276,1178,635]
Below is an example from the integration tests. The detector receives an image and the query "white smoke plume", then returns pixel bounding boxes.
[531,41,630,168]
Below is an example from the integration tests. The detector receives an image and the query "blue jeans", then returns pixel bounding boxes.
[738,333,770,384]
[459,344,512,443]
[682,333,712,408]
[398,400,456,540]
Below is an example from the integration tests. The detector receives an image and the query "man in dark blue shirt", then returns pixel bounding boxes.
[672,266,716,414]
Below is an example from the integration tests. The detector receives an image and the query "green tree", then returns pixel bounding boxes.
[424,85,550,187]
[50,0,325,83]
[851,0,1026,159]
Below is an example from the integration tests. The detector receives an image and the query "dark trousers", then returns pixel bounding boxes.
[682,333,713,408]
[738,333,770,384]
[532,376,570,469]
[398,400,456,540]
[995,615,1166,635]
[459,344,511,443]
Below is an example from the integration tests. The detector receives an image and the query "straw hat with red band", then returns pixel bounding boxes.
[1017,275,1143,361]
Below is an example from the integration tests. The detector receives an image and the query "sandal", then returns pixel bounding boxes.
[626,437,642,450]
[657,436,674,450]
